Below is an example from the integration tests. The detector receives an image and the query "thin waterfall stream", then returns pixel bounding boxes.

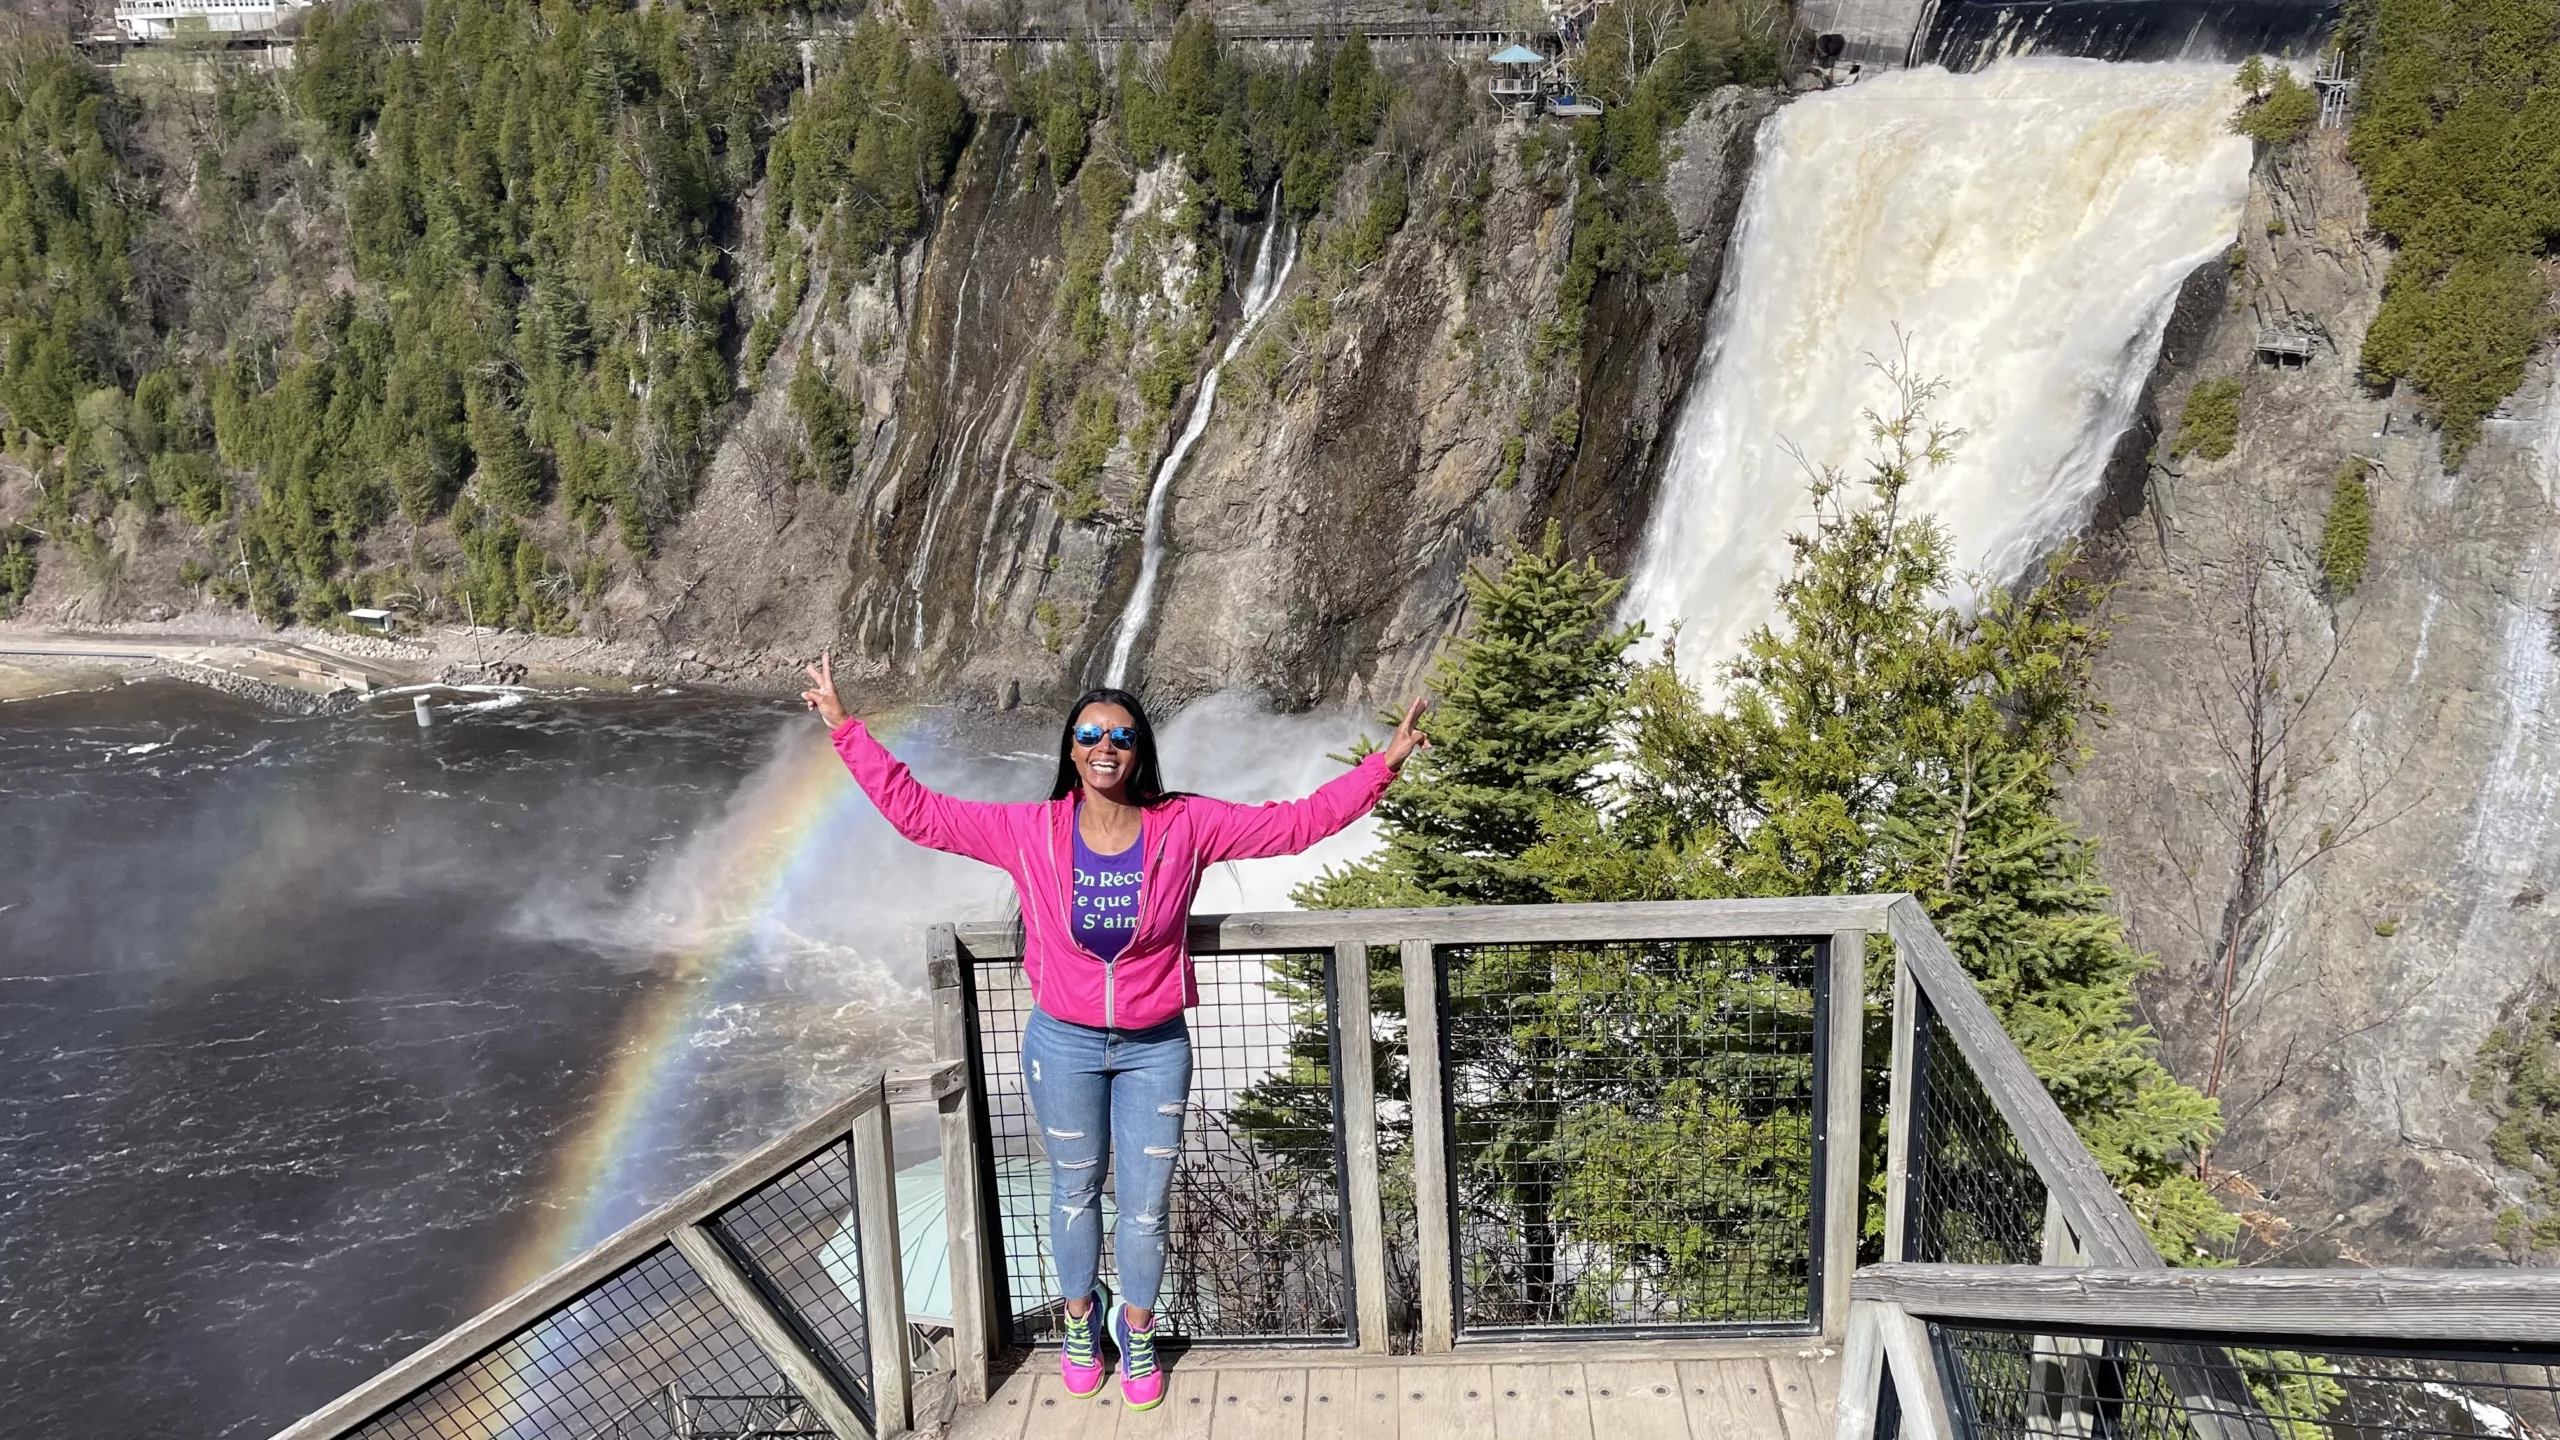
[1103,204,1298,688]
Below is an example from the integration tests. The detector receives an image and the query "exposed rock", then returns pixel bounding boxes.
[2065,127,2560,1265]
[607,80,1782,717]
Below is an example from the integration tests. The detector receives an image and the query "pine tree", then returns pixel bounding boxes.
[1300,522,1640,911]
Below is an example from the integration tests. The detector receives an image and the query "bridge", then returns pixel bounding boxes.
[270,895,2560,1440]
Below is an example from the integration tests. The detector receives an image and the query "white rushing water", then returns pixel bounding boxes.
[1626,59,2252,681]
[1104,205,1299,687]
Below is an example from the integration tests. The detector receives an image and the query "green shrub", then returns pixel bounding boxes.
[2232,65,2318,145]
[2171,377,2243,460]
[2349,0,2560,464]
[2318,458,2371,595]
[1052,388,1119,520]
[147,451,222,524]
[1346,165,1408,269]
[786,344,861,491]
[0,523,34,617]
[2474,1001,2560,1252]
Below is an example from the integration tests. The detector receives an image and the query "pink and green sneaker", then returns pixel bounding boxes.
[1110,1303,1164,1410]
[1057,1296,1105,1399]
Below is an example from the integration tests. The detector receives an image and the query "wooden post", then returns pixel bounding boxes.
[1335,941,1393,1353]
[1822,929,1867,1339]
[1881,950,1922,1263]
[1877,1302,1958,1440]
[1402,938,1456,1353]
[669,1225,873,1440]
[927,927,993,1403]
[851,1077,912,1434]
[939,1083,989,1405]
[930,926,1007,1364]
[1832,1300,1888,1440]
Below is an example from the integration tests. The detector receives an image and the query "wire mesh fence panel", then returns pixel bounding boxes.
[1438,936,1823,1335]
[965,948,1352,1345]
[347,1244,811,1440]
[1904,997,2047,1265]
[707,1137,870,1414]
[1937,1323,2560,1440]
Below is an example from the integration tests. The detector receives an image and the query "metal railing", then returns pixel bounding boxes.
[947,929,1358,1347]
[273,892,2560,1440]
[1855,1265,2560,1440]
[955,894,1891,1356]
[272,1065,982,1440]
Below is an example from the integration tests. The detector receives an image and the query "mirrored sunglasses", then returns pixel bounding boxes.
[1073,723,1138,750]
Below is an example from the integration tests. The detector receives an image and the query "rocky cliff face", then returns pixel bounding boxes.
[2065,126,2560,1265]
[630,81,1778,715]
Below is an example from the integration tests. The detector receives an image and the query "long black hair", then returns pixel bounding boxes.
[1048,687,1175,806]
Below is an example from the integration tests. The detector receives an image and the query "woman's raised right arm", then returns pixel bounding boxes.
[806,653,1016,865]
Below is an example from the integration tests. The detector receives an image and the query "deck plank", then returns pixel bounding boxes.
[1702,1358,1788,1440]
[1117,1363,1220,1440]
[1029,1369,1124,1439]
[1667,1360,1757,1440]
[956,1363,1041,1440]
[1582,1360,1691,1440]
[1397,1363,1495,1440]
[1489,1361,1592,1440]
[1303,1366,1399,1440]
[1765,1355,1834,1440]
[1206,1367,1308,1440]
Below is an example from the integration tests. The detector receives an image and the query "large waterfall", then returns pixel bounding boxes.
[1625,59,2252,680]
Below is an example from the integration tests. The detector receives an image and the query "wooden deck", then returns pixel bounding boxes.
[949,1345,1840,1440]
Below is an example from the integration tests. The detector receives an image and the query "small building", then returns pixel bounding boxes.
[346,607,395,634]
[114,0,310,41]
[2255,327,2314,368]
[1489,44,1547,119]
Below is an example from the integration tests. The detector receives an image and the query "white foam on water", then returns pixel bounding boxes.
[1625,58,2252,682]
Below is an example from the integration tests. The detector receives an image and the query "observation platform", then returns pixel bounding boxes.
[956,1347,1837,1438]
[273,895,2560,1440]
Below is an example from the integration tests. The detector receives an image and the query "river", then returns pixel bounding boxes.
[0,678,1377,1436]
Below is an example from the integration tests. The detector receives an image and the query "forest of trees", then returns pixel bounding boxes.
[0,0,1792,628]
[2348,0,2560,462]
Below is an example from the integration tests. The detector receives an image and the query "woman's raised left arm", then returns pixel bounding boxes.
[1196,698,1428,863]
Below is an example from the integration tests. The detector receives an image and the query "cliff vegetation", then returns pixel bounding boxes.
[2346,0,2560,462]
[1295,365,2232,1268]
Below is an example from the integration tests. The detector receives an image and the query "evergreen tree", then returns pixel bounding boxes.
[1301,523,1640,910]
[1291,359,2234,1277]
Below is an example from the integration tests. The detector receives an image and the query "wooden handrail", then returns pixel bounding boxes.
[1884,895,2160,1269]
[269,1063,959,1440]
[1855,1262,2560,1346]
[951,894,1905,960]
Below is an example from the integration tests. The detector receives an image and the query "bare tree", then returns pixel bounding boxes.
[2137,531,2420,1183]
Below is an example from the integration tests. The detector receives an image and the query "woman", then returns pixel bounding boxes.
[801,654,1425,1411]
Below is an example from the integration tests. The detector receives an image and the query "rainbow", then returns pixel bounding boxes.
[495,717,878,1295]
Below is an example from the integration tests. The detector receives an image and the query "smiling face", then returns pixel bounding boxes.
[1071,701,1138,800]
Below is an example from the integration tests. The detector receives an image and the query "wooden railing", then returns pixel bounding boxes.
[271,894,2560,1440]
[269,1063,984,1440]
[948,895,1902,1354]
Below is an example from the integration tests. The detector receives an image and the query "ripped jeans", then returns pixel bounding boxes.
[1019,1007,1191,1312]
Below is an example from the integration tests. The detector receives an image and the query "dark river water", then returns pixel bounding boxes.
[0,681,1028,1438]
[0,679,1367,1438]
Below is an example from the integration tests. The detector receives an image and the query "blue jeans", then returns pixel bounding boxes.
[1019,1007,1191,1313]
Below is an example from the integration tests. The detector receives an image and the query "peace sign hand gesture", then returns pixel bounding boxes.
[1381,696,1430,774]
[801,651,850,730]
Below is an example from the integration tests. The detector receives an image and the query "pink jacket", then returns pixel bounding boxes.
[831,718,1396,1030]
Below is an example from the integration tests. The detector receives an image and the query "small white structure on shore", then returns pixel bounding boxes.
[114,0,310,41]
[347,607,395,634]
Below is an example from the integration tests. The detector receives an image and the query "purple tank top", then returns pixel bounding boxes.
[1071,822,1144,962]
